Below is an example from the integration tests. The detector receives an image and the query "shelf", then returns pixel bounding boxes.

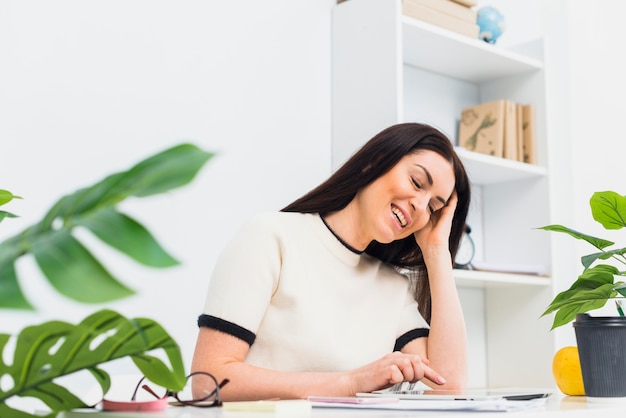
[454,147,547,185]
[402,16,543,83]
[333,0,556,388]
[454,269,551,288]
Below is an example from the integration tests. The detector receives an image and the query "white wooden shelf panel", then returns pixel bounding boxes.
[454,269,551,288]
[455,147,547,184]
[401,16,543,83]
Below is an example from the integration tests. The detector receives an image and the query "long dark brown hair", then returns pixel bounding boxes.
[282,123,471,322]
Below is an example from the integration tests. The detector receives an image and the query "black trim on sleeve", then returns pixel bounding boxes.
[394,328,430,351]
[197,314,256,346]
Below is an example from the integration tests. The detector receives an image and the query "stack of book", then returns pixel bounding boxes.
[457,100,537,164]
[402,0,479,39]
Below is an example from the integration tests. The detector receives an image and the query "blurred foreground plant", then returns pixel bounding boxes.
[0,143,213,417]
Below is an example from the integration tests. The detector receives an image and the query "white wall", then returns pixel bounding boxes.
[558,0,626,324]
[0,0,332,382]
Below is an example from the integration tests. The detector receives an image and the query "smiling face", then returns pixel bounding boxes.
[353,149,456,245]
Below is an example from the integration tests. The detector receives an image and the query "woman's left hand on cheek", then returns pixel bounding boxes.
[413,191,458,252]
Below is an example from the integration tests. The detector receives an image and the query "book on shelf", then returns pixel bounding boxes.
[458,100,505,158]
[405,0,477,22]
[402,0,479,38]
[449,0,477,7]
[516,103,524,161]
[503,100,518,161]
[458,100,538,164]
[521,104,537,164]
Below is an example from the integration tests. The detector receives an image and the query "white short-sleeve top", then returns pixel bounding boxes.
[200,212,429,372]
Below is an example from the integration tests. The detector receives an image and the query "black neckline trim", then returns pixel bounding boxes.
[320,215,364,255]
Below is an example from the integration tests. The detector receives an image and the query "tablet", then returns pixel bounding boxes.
[308,396,399,404]
[357,388,552,401]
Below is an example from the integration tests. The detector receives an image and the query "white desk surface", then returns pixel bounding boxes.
[59,394,626,418]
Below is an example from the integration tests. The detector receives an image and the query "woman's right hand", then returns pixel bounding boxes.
[344,352,446,396]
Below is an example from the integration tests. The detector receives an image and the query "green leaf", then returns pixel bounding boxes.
[615,282,626,298]
[542,265,620,328]
[31,229,135,303]
[538,224,614,250]
[0,189,22,206]
[0,242,34,310]
[542,264,618,315]
[548,284,616,329]
[41,144,214,221]
[0,210,18,223]
[582,247,626,269]
[0,143,213,309]
[0,402,51,418]
[75,208,179,268]
[87,367,112,396]
[121,143,214,198]
[0,310,186,418]
[591,191,626,230]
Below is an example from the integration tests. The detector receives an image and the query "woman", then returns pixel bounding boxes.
[191,122,471,401]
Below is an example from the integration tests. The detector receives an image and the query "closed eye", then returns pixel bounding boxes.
[412,177,437,214]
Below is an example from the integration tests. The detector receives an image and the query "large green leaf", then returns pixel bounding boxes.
[41,143,213,223]
[542,265,620,329]
[0,242,34,310]
[0,310,186,418]
[538,224,614,250]
[31,230,135,303]
[0,143,213,310]
[546,284,617,329]
[591,191,626,230]
[74,207,179,268]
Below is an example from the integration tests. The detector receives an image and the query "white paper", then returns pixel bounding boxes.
[311,398,547,412]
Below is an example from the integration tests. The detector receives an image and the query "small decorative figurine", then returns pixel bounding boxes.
[477,6,505,44]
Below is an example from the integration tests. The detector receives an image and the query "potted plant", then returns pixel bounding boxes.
[0,143,213,417]
[540,190,626,398]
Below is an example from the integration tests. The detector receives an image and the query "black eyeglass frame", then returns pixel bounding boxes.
[131,371,230,407]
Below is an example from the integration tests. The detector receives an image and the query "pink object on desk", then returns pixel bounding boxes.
[102,397,169,411]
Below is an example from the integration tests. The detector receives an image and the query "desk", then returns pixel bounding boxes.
[59,395,626,418]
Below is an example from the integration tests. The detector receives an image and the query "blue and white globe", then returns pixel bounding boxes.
[477,6,505,44]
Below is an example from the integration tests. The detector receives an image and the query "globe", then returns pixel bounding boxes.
[477,6,505,44]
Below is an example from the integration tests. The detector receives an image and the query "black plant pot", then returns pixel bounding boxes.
[573,313,626,398]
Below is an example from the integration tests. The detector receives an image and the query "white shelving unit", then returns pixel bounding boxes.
[332,0,557,389]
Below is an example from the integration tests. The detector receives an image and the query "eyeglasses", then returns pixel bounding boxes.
[131,371,230,408]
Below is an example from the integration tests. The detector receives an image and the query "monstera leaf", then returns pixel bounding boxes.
[0,143,213,310]
[0,309,186,418]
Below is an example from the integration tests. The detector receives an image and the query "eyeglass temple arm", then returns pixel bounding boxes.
[202,378,230,399]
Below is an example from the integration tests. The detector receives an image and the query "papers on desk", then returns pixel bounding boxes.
[309,397,548,412]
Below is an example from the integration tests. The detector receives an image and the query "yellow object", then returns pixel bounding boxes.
[552,346,585,396]
[222,400,312,413]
